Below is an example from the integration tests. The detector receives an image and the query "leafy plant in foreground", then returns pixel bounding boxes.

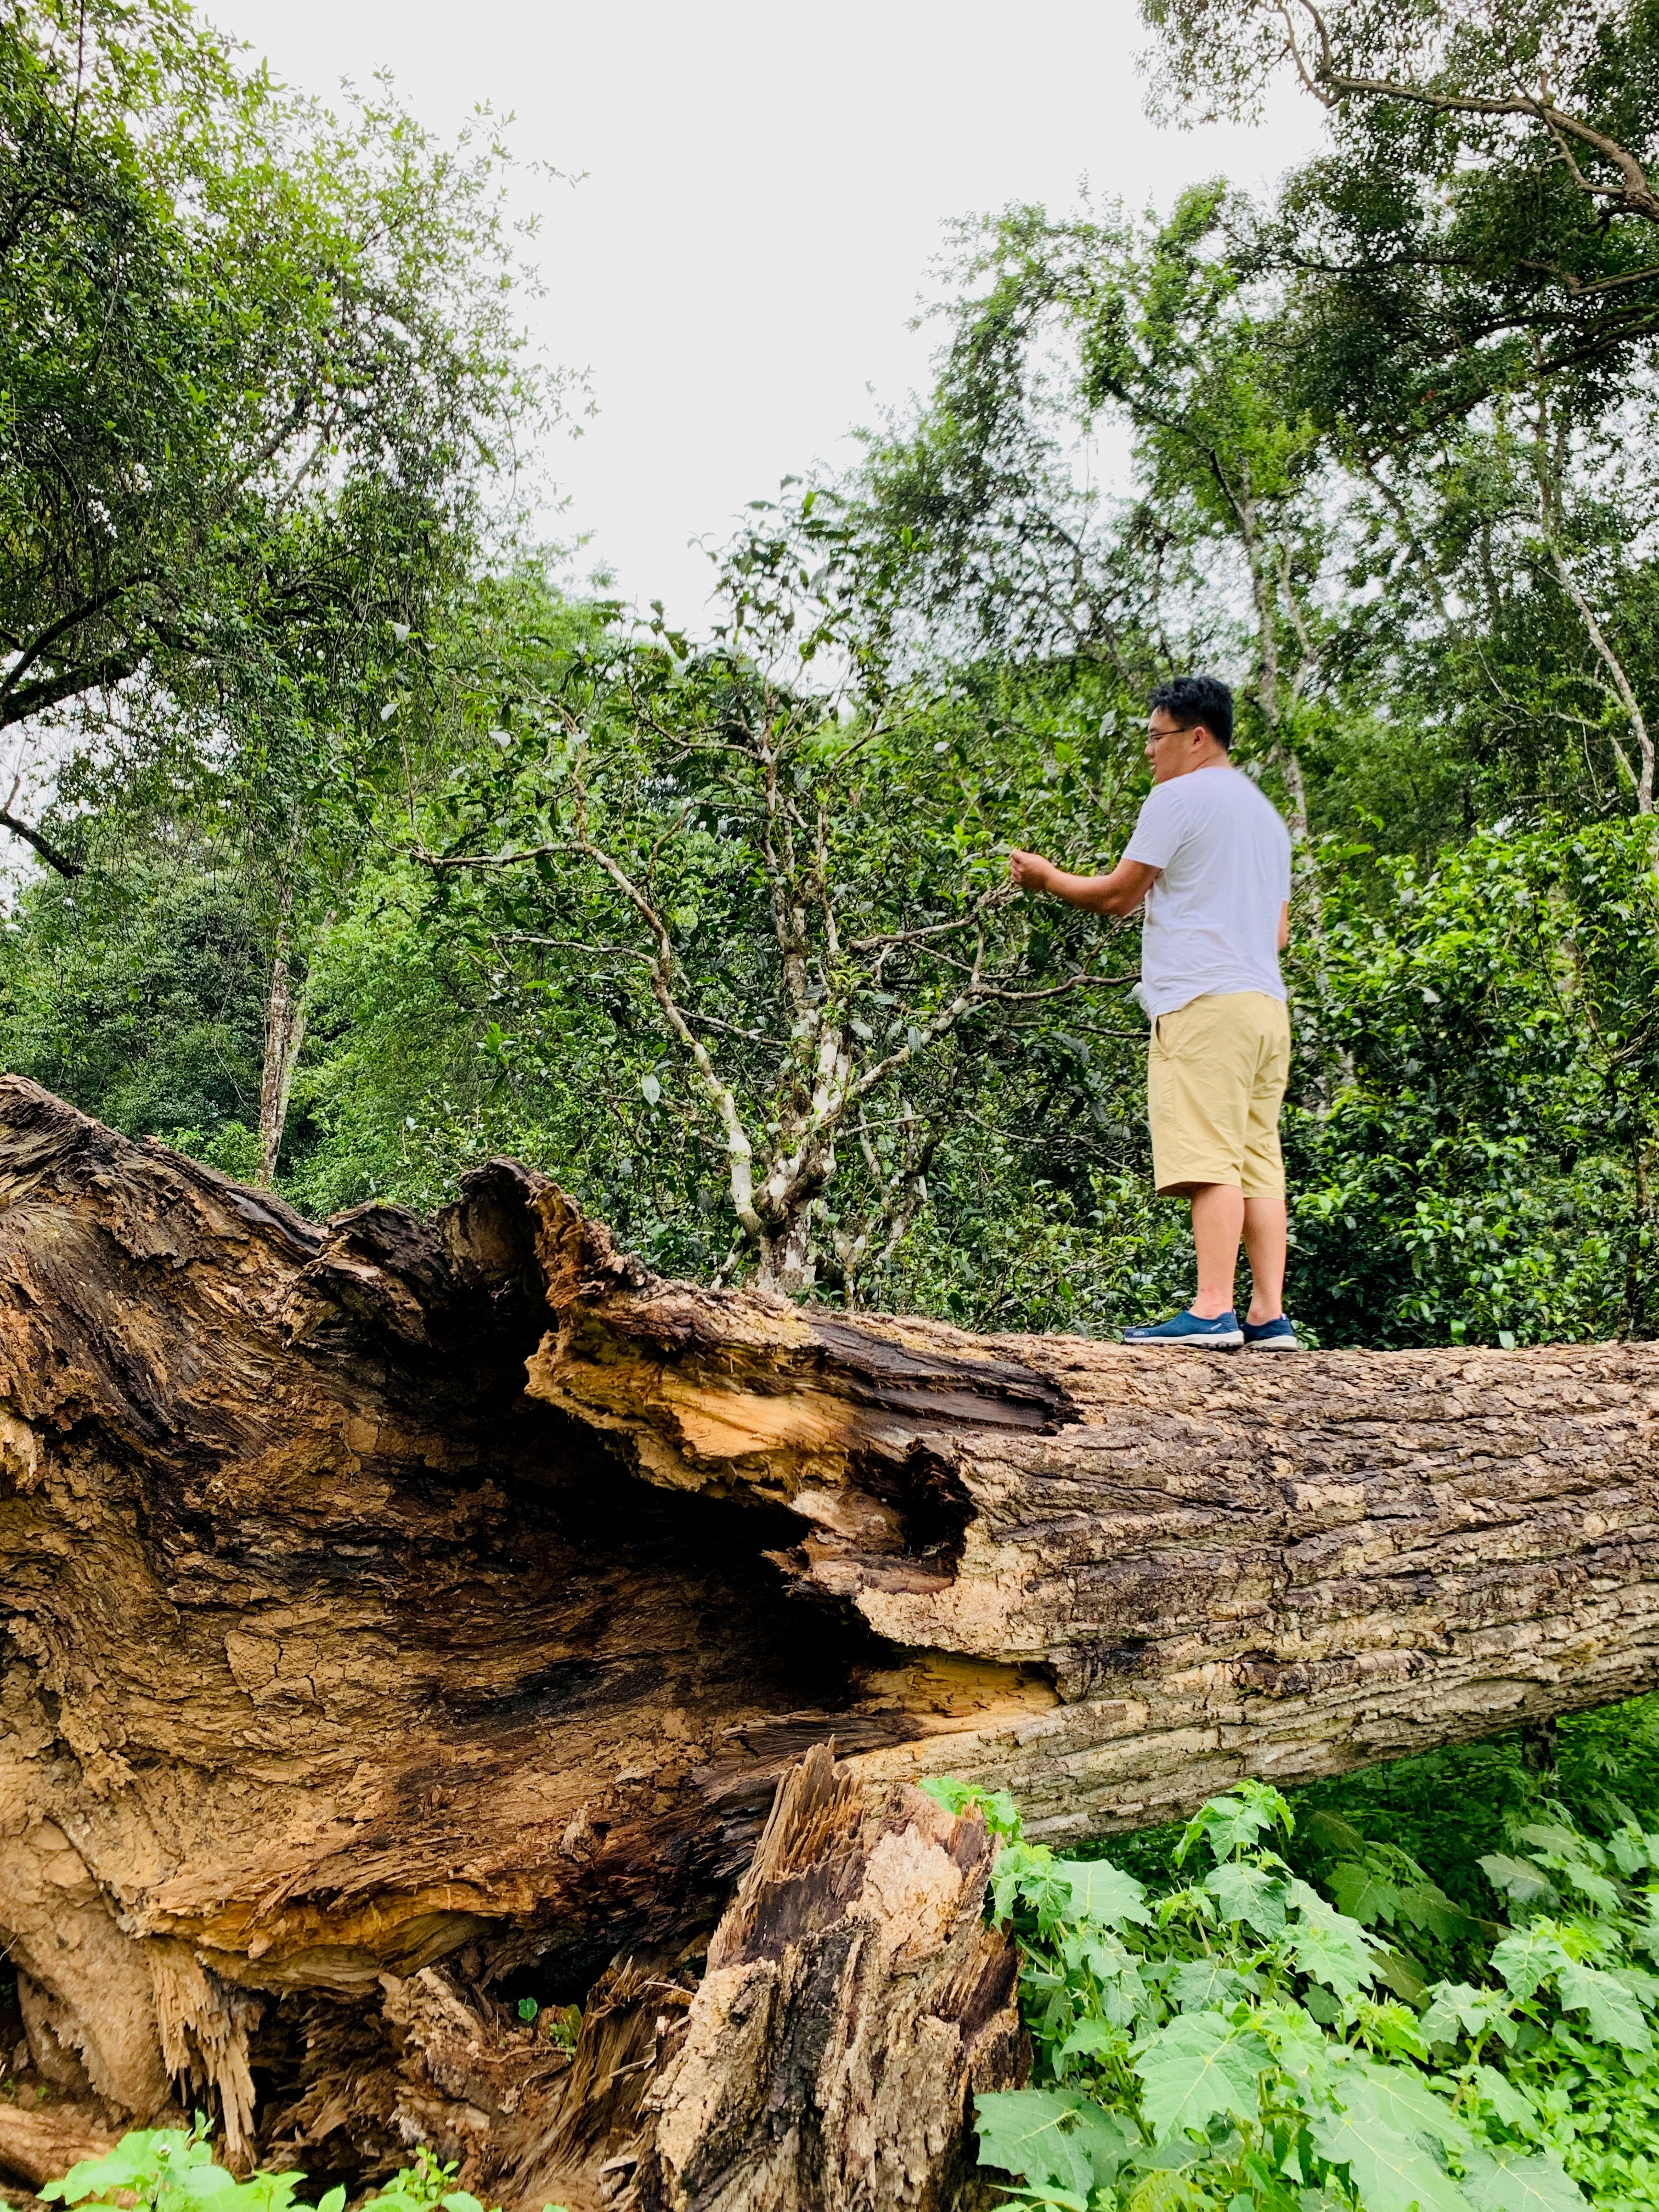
[926,1773,1659,2212]
[40,2130,570,2212]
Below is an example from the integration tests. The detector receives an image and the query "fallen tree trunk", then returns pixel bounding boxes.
[1,1077,1656,2202]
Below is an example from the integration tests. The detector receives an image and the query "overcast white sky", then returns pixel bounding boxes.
[209,0,1321,627]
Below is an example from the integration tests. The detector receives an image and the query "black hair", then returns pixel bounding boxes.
[1149,675,1234,752]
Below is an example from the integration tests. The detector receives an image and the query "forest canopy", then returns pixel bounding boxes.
[0,0,1654,1347]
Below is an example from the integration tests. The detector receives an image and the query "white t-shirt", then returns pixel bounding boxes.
[1122,765,1292,1018]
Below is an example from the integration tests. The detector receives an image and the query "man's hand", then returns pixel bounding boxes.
[1008,848,1159,917]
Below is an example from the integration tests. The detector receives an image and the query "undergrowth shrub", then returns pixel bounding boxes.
[40,2135,569,2212]
[929,1701,1659,2212]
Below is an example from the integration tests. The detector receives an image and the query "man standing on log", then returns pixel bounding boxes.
[1008,675,1296,1350]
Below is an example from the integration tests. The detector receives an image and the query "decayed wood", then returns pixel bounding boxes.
[0,2107,118,2195]
[1,1075,1656,2196]
[634,1743,1023,2212]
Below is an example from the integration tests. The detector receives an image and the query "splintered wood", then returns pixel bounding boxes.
[1,1076,1655,2202]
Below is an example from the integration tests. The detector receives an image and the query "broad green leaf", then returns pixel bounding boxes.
[1378,1948,1431,2007]
[1421,1980,1510,2050]
[1471,2063,1533,2126]
[1204,1860,1288,1936]
[1463,2149,1588,2212]
[1395,1881,1486,1945]
[1330,1860,1402,1927]
[991,1838,1057,1924]
[1167,1959,1260,2011]
[1479,1854,1555,1908]
[1516,1824,1602,1865]
[992,2187,1087,2212]
[1132,2012,1270,2140]
[1260,2002,1333,2091]
[1555,1960,1653,2052]
[319,2193,348,2212]
[1177,1787,1288,1865]
[1301,1809,1372,1858]
[1348,2061,1471,2155]
[1055,1857,1152,1927]
[1609,1826,1659,1878]
[172,2169,241,2205]
[42,2136,184,2204]
[1611,1962,1659,2006]
[1490,1928,1571,2000]
[1286,1881,1379,1999]
[1057,2016,1127,2064]
[973,2088,1132,2194]
[1307,2103,1471,2212]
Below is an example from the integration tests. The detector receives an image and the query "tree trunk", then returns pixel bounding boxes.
[2,1076,1656,2204]
[257,928,306,1188]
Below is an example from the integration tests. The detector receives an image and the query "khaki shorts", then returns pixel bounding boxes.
[1148,991,1290,1198]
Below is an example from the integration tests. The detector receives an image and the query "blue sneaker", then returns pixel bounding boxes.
[1121,1308,1244,1348]
[1243,1315,1299,1351]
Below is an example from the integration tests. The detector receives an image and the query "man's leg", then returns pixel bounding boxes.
[1189,1183,1245,1318]
[1242,1197,1287,1323]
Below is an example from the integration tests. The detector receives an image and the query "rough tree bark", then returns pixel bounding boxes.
[1,1077,1656,2207]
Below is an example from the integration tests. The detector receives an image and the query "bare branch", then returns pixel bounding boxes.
[0,806,85,878]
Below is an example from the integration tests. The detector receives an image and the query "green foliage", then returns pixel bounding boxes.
[0,859,266,1144]
[0,0,555,798]
[1139,0,1659,435]
[1285,820,1659,1347]
[41,2124,347,2212]
[40,2132,570,2212]
[956,1746,1659,2212]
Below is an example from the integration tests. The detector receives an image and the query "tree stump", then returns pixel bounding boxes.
[1,1077,1655,2198]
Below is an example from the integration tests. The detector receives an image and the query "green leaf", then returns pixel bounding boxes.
[1347,2061,1470,2155]
[1177,1786,1289,1865]
[973,2088,1132,2194]
[1132,2012,1271,2141]
[1463,2149,1587,2212]
[1420,1980,1515,2052]
[1490,1929,1571,2001]
[1471,2063,1532,2127]
[41,2136,185,2205]
[1057,2017,1127,2064]
[318,2193,347,2212]
[1286,1881,1380,2000]
[1167,1960,1260,2011]
[919,1776,1022,1841]
[1479,1854,1555,1908]
[1394,1881,1485,1945]
[1054,1858,1151,1927]
[1307,2101,1471,2212]
[1515,1825,1597,1861]
[1204,1861,1288,1936]
[1609,1826,1655,1877]
[1555,1960,1653,2052]
[1377,1948,1431,2007]
[172,2171,241,2205]
[1330,1861,1402,1927]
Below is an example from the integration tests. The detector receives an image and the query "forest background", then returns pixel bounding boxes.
[2,0,1657,1351]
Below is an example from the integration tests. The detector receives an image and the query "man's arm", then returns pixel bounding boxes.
[1278,900,1289,951]
[1008,849,1159,917]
